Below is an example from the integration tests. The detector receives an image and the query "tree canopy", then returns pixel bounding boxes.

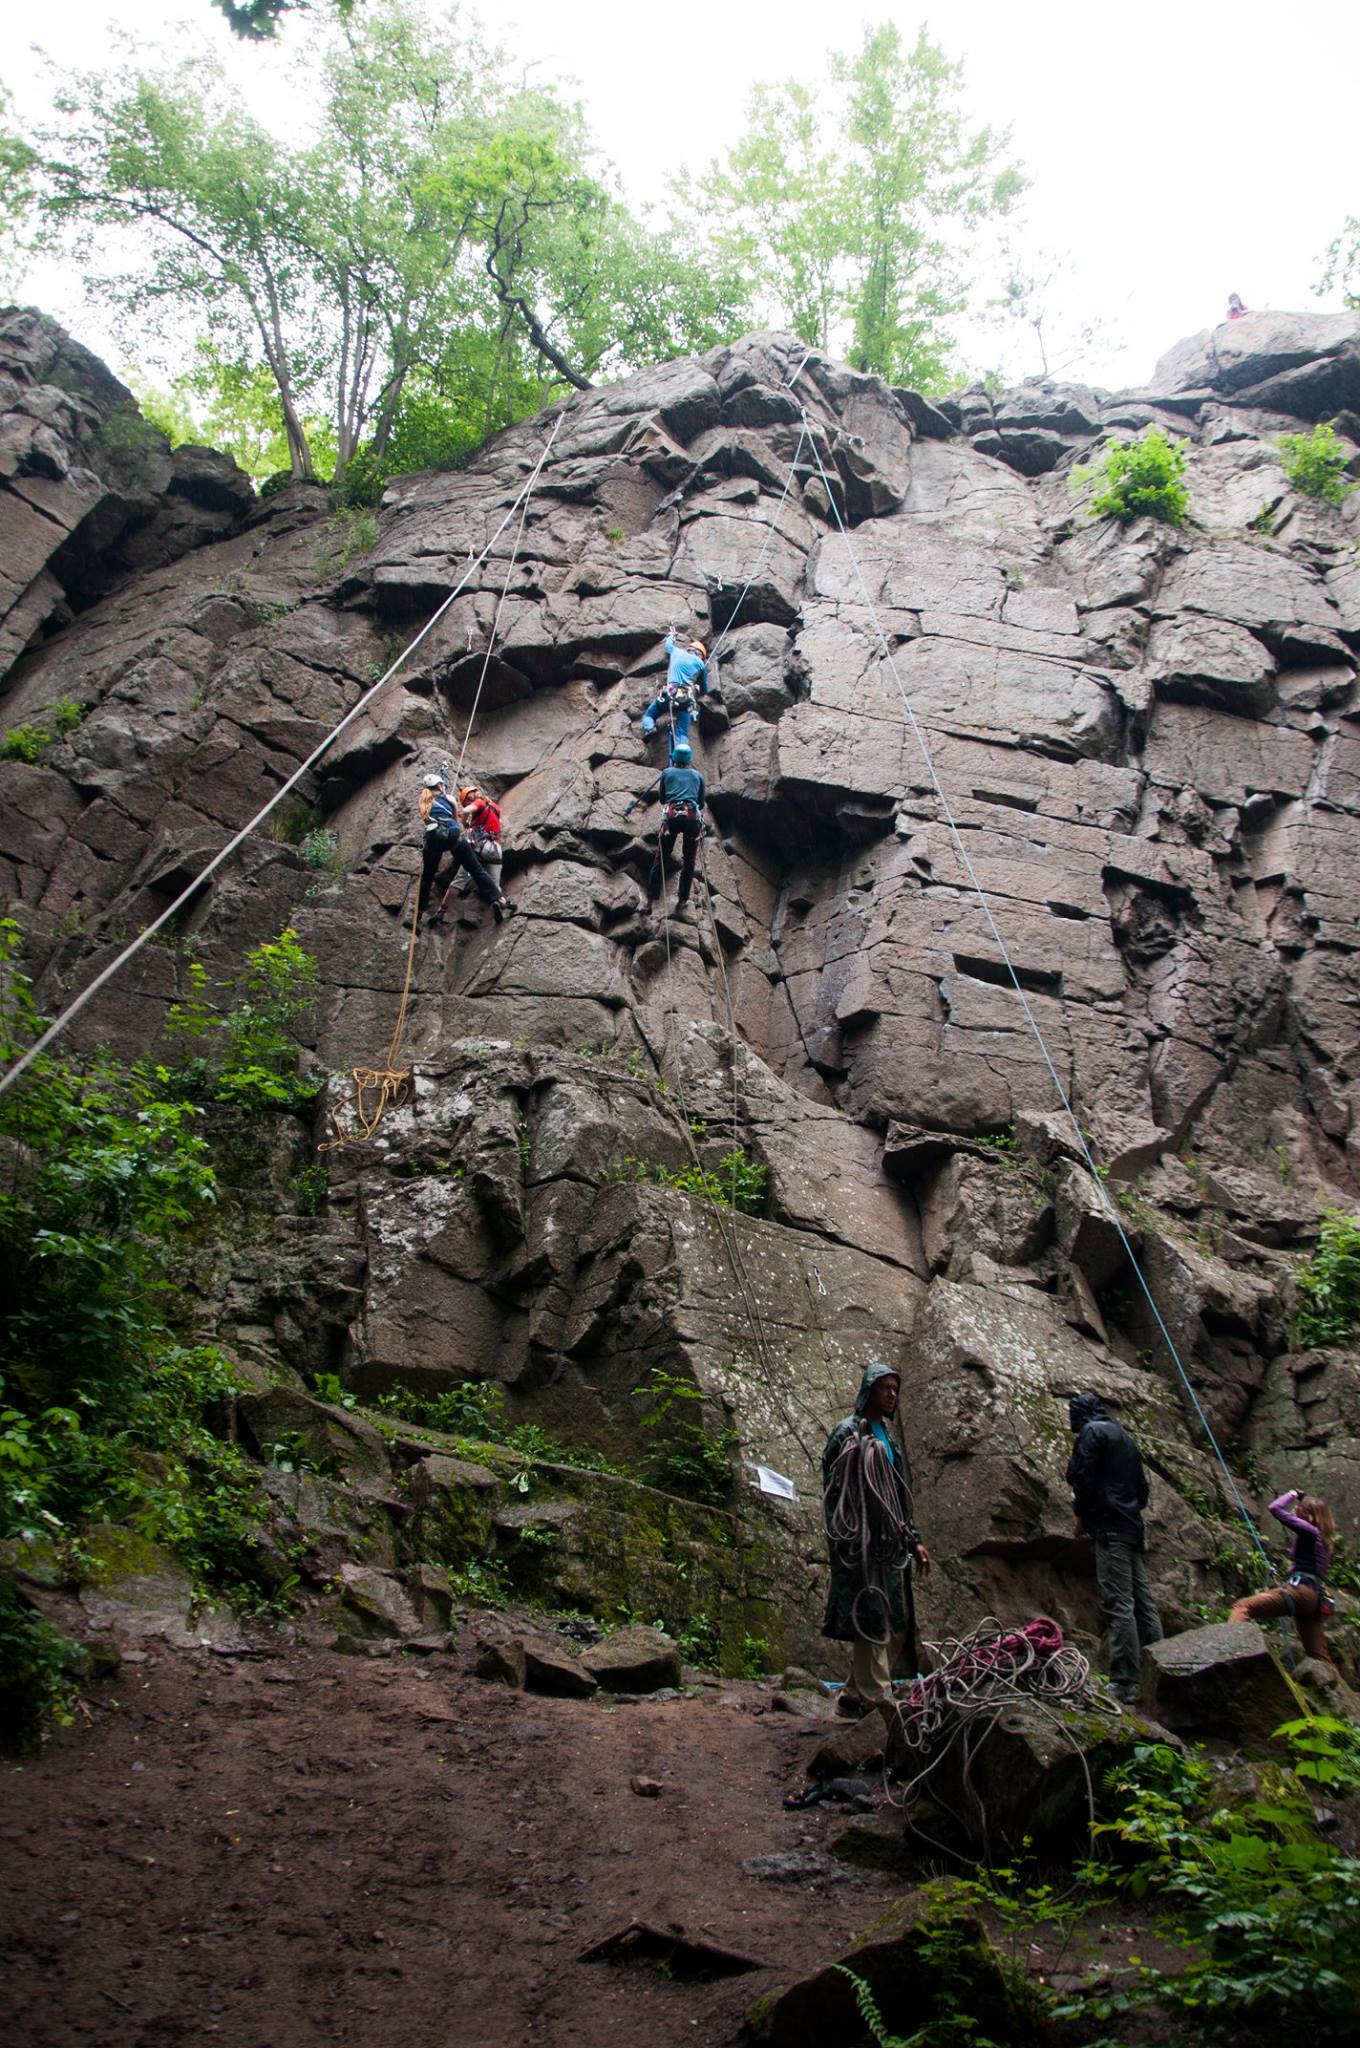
[13,7,1034,484]
[32,2,742,486]
[674,23,1023,393]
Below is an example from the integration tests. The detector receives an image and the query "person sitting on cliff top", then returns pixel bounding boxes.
[640,629,708,751]
[1226,293,1249,321]
[624,739,706,916]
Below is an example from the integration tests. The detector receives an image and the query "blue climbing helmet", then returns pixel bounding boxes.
[671,741,693,765]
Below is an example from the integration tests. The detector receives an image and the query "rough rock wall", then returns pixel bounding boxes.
[4,306,1359,1663]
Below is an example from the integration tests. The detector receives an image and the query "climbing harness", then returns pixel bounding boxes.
[0,409,567,1105]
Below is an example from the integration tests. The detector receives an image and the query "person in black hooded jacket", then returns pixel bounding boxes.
[1065,1392,1162,1704]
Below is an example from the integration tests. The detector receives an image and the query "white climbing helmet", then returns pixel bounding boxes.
[421,773,445,789]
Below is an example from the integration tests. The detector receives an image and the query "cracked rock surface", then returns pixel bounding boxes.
[4,308,1359,1659]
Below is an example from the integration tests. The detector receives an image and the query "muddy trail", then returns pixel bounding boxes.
[1,1630,904,2048]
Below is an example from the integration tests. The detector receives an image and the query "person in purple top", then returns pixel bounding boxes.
[1229,1489,1337,1665]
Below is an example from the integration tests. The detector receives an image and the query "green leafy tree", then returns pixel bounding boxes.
[0,920,217,1415]
[36,3,741,484]
[213,0,357,38]
[128,341,337,482]
[987,241,1120,382]
[41,58,326,476]
[0,87,38,291]
[838,25,1023,389]
[1318,218,1360,308]
[672,80,838,350]
[677,21,1022,391]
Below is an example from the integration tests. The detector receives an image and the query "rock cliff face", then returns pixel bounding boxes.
[3,303,1358,1664]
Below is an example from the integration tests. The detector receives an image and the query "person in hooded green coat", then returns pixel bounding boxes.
[822,1361,931,1716]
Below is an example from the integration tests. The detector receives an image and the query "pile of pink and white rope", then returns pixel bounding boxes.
[885,1614,1113,1815]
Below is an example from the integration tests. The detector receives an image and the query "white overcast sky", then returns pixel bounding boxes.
[5,0,1358,392]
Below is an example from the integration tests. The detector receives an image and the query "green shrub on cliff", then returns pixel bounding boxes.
[0,920,309,1739]
[1292,1213,1360,1348]
[1277,421,1357,504]
[1074,425,1189,527]
[0,699,86,763]
[165,928,320,1110]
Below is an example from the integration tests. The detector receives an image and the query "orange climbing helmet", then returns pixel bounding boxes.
[690,638,708,659]
[459,784,479,804]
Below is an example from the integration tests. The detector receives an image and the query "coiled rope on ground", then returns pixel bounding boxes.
[877,1616,1112,1856]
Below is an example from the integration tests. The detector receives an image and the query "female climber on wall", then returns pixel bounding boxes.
[417,770,515,930]
[432,782,504,920]
[1228,1488,1336,1666]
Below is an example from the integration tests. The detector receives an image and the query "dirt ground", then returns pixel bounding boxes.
[2,1628,909,2048]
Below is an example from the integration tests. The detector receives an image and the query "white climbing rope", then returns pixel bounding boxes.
[793,401,1274,1575]
[0,410,566,1102]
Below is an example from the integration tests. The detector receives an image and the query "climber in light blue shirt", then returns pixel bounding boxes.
[640,631,709,749]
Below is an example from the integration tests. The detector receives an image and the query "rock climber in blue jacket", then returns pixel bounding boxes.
[625,740,706,913]
[640,630,708,750]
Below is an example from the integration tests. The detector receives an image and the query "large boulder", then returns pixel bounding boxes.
[890,1699,1161,1860]
[1142,1622,1299,1743]
[580,1624,682,1693]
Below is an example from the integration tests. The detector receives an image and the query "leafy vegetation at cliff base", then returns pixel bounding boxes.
[0,920,321,1742]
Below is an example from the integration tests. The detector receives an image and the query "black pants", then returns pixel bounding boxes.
[418,830,497,916]
[647,812,701,904]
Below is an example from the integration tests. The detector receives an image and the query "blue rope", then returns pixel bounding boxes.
[797,407,1273,1576]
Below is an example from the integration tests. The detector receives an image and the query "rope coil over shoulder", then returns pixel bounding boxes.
[824,1426,915,1644]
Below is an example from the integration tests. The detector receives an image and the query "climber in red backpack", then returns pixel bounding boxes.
[416,768,514,930]
[1226,293,1249,321]
[624,739,706,914]
[433,782,503,920]
[640,630,709,751]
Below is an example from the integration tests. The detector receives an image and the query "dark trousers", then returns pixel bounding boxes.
[647,812,701,904]
[418,831,497,916]
[1093,1535,1163,1696]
